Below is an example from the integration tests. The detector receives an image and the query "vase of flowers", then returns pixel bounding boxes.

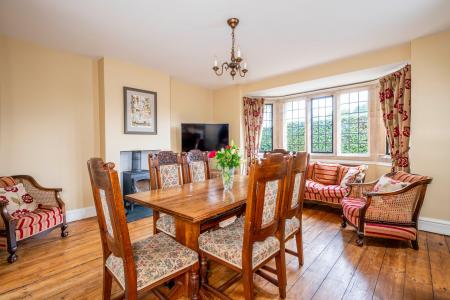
[208,143,241,192]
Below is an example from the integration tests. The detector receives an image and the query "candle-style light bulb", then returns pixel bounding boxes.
[214,57,218,67]
[236,46,241,58]
[243,62,247,70]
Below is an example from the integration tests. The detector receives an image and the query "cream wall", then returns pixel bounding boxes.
[99,58,171,167]
[410,30,450,222]
[213,85,243,147]
[0,36,100,211]
[170,79,214,152]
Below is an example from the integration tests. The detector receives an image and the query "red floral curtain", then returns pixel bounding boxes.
[379,65,411,172]
[243,97,265,173]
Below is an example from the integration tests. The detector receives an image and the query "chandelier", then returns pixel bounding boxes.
[212,18,248,80]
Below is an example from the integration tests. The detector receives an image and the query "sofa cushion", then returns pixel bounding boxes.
[0,177,17,188]
[373,175,409,193]
[305,180,349,198]
[0,183,38,217]
[313,163,339,185]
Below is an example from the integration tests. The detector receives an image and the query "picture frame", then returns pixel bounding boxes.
[123,87,157,135]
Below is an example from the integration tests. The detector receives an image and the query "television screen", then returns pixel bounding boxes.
[181,123,229,152]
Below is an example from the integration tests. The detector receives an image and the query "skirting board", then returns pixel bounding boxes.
[66,206,450,236]
[66,206,97,223]
[418,217,450,236]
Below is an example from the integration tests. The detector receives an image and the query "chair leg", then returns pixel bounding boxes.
[200,252,208,286]
[6,228,18,264]
[411,239,419,250]
[356,232,364,247]
[190,264,200,300]
[7,248,17,264]
[341,215,347,228]
[103,266,113,300]
[242,268,254,300]
[61,222,69,238]
[275,251,287,299]
[295,230,304,266]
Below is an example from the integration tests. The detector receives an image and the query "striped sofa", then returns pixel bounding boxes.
[304,162,367,207]
[341,171,432,249]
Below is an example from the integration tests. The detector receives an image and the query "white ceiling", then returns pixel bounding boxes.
[1,0,449,89]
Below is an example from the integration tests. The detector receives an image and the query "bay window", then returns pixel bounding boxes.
[283,100,306,152]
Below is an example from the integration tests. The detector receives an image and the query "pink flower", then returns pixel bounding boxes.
[22,193,34,204]
[208,151,217,159]
[4,186,18,192]
[226,145,231,149]
[0,196,8,205]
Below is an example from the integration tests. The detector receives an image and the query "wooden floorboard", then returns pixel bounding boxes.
[0,205,448,300]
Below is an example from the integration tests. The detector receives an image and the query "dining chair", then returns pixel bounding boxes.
[198,153,290,299]
[87,158,199,300]
[148,151,183,238]
[183,149,211,184]
[283,152,309,266]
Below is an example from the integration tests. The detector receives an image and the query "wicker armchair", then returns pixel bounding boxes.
[341,171,432,249]
[0,175,68,263]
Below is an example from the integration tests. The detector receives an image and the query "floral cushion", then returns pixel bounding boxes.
[156,214,176,237]
[262,180,279,225]
[198,221,280,269]
[0,183,38,217]
[373,175,409,193]
[105,233,198,290]
[160,164,181,188]
[285,217,300,238]
[291,173,302,208]
[190,161,206,183]
[340,167,360,188]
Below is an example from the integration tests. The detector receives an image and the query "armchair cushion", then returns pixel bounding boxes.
[0,177,17,188]
[105,232,198,291]
[373,175,410,193]
[0,183,38,217]
[15,207,63,240]
[198,221,280,269]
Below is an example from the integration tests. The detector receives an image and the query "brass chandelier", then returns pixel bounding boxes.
[212,18,248,80]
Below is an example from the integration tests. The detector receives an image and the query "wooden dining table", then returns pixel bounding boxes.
[125,175,249,251]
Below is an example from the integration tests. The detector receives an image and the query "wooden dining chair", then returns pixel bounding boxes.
[183,149,210,184]
[87,158,199,300]
[283,152,309,266]
[148,151,183,238]
[198,154,290,300]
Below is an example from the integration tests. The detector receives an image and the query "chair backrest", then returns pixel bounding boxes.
[184,149,210,183]
[243,153,289,253]
[267,148,290,155]
[285,152,309,220]
[148,151,183,189]
[87,158,136,289]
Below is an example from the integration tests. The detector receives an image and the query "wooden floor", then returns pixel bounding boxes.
[1,205,449,300]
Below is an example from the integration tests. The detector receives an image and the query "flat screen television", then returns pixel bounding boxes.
[181,123,229,152]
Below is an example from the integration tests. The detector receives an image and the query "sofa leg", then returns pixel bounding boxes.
[411,239,419,250]
[356,232,364,247]
[61,223,69,238]
[341,216,347,228]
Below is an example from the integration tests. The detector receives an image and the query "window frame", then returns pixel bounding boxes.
[259,103,274,152]
[282,99,307,152]
[310,96,334,154]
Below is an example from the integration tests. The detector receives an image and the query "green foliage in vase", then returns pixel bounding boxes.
[209,142,241,170]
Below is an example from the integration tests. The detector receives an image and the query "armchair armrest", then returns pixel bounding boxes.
[0,202,14,231]
[347,180,378,198]
[12,175,65,212]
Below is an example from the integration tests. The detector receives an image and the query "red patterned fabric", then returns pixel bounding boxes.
[313,163,339,185]
[379,65,411,172]
[0,177,17,188]
[342,197,417,241]
[15,207,63,241]
[337,166,351,183]
[304,180,349,204]
[391,171,428,183]
[243,97,265,173]
[306,162,315,179]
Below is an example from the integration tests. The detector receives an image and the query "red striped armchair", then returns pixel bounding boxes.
[341,171,432,249]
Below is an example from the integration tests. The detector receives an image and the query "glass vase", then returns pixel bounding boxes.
[221,167,235,192]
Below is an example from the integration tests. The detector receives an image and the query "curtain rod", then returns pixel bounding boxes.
[258,78,378,99]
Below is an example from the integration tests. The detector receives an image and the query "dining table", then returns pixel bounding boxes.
[125,175,249,251]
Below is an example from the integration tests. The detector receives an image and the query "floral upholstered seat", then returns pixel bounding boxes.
[105,232,198,290]
[285,217,300,238]
[155,214,176,237]
[198,221,279,269]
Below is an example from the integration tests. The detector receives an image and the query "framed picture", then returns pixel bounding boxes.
[124,87,157,134]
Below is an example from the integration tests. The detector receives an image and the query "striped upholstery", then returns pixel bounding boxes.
[0,207,63,246]
[304,180,349,204]
[337,166,351,183]
[392,172,429,183]
[0,177,17,188]
[306,162,315,180]
[313,163,339,185]
[342,197,417,241]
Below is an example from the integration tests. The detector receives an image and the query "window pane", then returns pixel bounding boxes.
[340,90,369,154]
[283,99,306,152]
[259,104,273,152]
[311,96,333,153]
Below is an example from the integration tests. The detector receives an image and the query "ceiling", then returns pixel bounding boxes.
[1,1,449,89]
